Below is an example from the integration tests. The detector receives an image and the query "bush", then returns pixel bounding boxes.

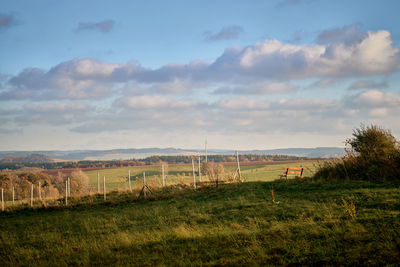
[314,124,400,181]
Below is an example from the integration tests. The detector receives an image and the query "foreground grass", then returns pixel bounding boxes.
[1,179,399,266]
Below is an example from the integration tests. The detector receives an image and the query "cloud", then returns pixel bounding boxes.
[0,13,17,28]
[76,20,115,33]
[307,78,338,89]
[204,25,244,42]
[1,58,136,100]
[0,128,23,135]
[114,95,198,110]
[2,28,399,102]
[213,82,298,95]
[344,89,400,119]
[348,80,388,90]
[346,89,400,108]
[276,0,315,8]
[226,30,399,79]
[317,23,365,46]
[13,103,94,126]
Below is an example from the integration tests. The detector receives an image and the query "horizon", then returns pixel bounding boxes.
[1,0,400,150]
[0,145,345,153]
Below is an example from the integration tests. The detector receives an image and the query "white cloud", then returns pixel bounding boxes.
[348,89,400,108]
[2,28,398,102]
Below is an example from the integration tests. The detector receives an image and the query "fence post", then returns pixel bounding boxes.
[97,172,100,193]
[198,156,202,182]
[103,176,106,201]
[1,189,4,212]
[192,158,196,189]
[68,177,71,196]
[128,169,131,191]
[38,181,41,200]
[162,164,165,187]
[143,172,146,199]
[65,180,68,206]
[30,183,33,207]
[236,151,242,182]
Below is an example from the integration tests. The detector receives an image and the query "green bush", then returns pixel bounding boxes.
[314,125,400,181]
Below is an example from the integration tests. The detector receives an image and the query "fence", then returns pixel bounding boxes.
[0,155,243,212]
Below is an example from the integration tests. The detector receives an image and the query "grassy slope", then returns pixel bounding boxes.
[84,161,318,190]
[1,179,399,266]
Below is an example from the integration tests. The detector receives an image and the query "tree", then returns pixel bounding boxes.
[315,124,400,181]
[346,124,399,162]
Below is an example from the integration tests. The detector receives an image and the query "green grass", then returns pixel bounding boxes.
[85,161,319,190]
[1,178,399,266]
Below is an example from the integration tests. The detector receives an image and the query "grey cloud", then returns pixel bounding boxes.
[213,82,297,95]
[14,102,94,126]
[307,78,338,89]
[317,23,365,46]
[0,13,17,28]
[66,94,360,135]
[204,25,244,42]
[1,58,132,101]
[276,0,316,8]
[0,128,23,135]
[348,80,388,90]
[76,20,115,33]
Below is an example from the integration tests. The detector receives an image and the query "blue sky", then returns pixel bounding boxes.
[1,0,400,150]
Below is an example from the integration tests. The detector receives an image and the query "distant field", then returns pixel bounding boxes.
[85,161,319,191]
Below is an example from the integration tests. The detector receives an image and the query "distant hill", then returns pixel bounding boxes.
[0,153,54,163]
[0,147,345,161]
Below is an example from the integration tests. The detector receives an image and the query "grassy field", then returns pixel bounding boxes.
[1,177,400,265]
[85,160,319,190]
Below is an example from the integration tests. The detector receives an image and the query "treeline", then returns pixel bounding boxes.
[0,154,318,171]
[0,154,53,163]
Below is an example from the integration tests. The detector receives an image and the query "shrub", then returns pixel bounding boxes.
[314,124,400,181]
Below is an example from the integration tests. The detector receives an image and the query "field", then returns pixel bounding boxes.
[1,161,399,265]
[84,160,318,191]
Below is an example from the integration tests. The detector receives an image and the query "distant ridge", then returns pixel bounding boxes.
[0,147,345,161]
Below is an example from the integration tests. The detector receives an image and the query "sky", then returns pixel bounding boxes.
[1,0,400,151]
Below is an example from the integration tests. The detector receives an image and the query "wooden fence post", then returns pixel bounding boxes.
[67,177,71,196]
[128,169,131,191]
[103,176,106,201]
[12,186,15,205]
[97,172,100,193]
[38,181,41,200]
[198,156,202,182]
[1,189,4,212]
[236,151,242,182]
[192,158,196,189]
[143,172,146,199]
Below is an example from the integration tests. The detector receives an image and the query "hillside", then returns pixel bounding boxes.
[0,147,345,161]
[1,179,399,265]
[0,153,53,163]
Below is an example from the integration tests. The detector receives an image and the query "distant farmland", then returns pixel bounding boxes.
[84,160,319,190]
